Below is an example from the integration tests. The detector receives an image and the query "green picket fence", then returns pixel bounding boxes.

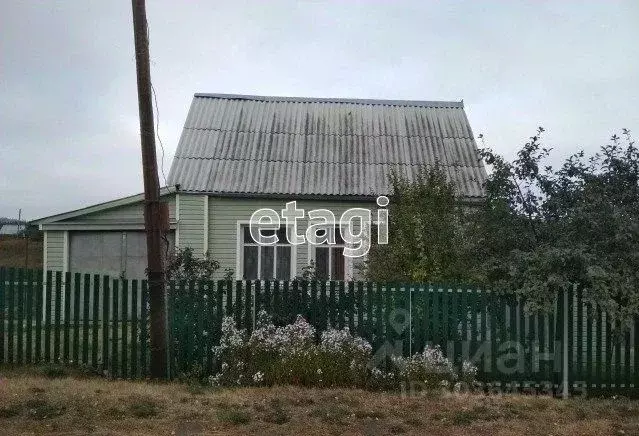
[0,267,150,379]
[168,280,638,394]
[1,267,638,395]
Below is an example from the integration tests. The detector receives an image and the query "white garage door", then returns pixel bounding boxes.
[69,231,175,279]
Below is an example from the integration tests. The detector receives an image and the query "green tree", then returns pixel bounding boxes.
[474,128,639,325]
[366,128,639,325]
[364,166,477,283]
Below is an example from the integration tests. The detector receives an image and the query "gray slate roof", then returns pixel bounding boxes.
[167,93,487,198]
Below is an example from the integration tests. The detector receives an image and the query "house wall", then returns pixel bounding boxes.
[45,230,66,271]
[0,224,20,235]
[206,196,376,279]
[176,194,206,254]
[41,193,378,280]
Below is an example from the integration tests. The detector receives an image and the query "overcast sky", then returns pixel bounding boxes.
[2,1,638,220]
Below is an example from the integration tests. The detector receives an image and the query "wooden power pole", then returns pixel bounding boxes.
[131,0,168,379]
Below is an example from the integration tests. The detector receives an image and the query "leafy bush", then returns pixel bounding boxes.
[166,247,220,282]
[365,130,639,326]
[167,247,225,379]
[209,311,477,391]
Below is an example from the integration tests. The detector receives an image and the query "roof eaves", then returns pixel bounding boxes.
[179,190,486,202]
[31,186,178,226]
[193,93,464,108]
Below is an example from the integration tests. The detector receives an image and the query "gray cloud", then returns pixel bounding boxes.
[1,0,638,219]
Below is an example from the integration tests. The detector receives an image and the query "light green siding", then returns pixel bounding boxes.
[42,193,376,280]
[45,231,65,271]
[177,194,206,256]
[65,195,176,222]
[207,197,376,279]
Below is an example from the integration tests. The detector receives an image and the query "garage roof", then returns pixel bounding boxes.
[31,186,177,226]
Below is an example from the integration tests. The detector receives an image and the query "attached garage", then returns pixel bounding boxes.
[69,231,175,279]
[32,187,178,279]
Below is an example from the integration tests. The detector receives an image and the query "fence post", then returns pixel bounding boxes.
[562,286,571,399]
[635,316,639,390]
[408,286,412,356]
[252,281,257,330]
[0,267,5,364]
[17,268,24,364]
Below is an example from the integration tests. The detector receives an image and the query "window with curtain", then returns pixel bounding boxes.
[313,226,346,281]
[241,226,292,280]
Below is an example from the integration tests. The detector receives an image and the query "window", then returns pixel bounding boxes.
[241,226,292,280]
[312,226,347,281]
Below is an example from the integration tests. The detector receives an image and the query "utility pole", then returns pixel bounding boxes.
[131,0,168,379]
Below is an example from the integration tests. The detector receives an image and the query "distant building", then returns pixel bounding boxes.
[0,224,21,235]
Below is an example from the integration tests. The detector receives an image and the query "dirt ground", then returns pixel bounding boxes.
[0,236,42,269]
[0,367,638,435]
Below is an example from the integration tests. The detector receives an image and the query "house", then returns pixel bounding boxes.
[0,224,21,235]
[32,93,486,280]
[0,218,24,235]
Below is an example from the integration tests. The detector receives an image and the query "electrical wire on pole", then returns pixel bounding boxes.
[131,0,168,379]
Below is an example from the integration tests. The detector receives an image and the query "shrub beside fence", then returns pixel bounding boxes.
[0,267,637,396]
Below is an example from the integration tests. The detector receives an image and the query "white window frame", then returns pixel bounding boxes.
[306,219,382,281]
[236,220,297,280]
[307,224,353,281]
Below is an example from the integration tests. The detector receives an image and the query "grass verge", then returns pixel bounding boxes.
[0,366,637,435]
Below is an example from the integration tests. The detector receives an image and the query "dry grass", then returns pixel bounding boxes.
[0,367,638,435]
[0,236,42,269]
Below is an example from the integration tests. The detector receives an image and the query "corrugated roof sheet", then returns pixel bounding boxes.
[168,93,487,198]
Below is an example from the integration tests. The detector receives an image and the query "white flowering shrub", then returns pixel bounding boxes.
[249,314,316,354]
[367,367,399,391]
[391,345,457,389]
[210,312,375,387]
[460,360,478,385]
[253,314,320,386]
[209,317,251,386]
[209,311,478,390]
[321,327,372,357]
[316,327,373,386]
